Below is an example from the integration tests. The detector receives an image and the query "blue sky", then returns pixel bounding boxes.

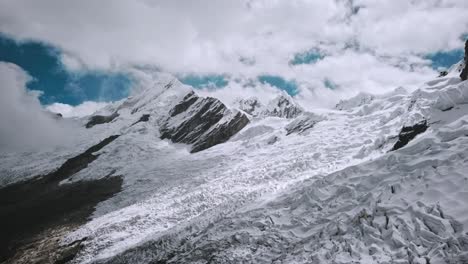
[1,33,306,106]
[179,74,299,96]
[0,34,131,106]
[425,49,464,70]
[290,50,324,65]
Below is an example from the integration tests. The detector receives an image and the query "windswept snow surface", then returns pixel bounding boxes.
[2,75,468,263]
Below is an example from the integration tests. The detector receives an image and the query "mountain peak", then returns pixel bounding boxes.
[262,93,303,118]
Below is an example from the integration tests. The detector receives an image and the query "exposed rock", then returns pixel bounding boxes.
[262,94,303,119]
[131,114,150,126]
[85,112,119,128]
[286,113,323,135]
[391,120,428,151]
[47,135,120,182]
[10,226,86,264]
[460,40,468,81]
[160,96,225,143]
[0,135,122,263]
[170,91,199,117]
[438,70,448,77]
[160,92,250,153]
[191,111,250,153]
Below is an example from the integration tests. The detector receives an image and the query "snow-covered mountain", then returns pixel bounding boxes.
[236,93,303,119]
[1,49,468,263]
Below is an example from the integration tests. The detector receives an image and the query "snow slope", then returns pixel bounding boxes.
[1,71,468,263]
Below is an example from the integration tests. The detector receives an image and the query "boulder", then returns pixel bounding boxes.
[391,120,428,151]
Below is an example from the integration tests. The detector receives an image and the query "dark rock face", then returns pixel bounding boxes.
[170,91,199,117]
[391,121,428,151]
[160,92,250,153]
[460,40,468,81]
[191,112,250,153]
[131,114,150,126]
[438,70,448,77]
[85,112,119,128]
[0,135,122,263]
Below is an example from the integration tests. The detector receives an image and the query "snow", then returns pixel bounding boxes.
[1,71,468,263]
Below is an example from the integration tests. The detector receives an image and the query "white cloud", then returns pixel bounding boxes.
[46,101,108,118]
[0,62,79,150]
[291,50,436,107]
[353,0,468,54]
[0,0,467,108]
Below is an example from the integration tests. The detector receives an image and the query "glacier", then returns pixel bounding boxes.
[1,58,468,263]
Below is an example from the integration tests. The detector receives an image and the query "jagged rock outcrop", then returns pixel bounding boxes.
[262,94,303,119]
[391,120,428,151]
[86,112,119,128]
[160,91,250,153]
[191,111,250,153]
[460,40,468,81]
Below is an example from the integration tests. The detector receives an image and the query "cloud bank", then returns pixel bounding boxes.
[0,0,467,107]
[0,62,78,150]
[46,101,108,118]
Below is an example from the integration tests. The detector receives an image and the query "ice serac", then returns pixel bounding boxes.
[160,91,250,153]
[460,40,468,81]
[285,113,323,135]
[262,93,303,118]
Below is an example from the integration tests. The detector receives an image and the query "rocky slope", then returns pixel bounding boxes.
[160,91,249,153]
[84,80,250,153]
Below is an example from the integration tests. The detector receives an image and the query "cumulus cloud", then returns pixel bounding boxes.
[0,62,78,150]
[46,101,108,118]
[1,0,465,73]
[0,0,467,108]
